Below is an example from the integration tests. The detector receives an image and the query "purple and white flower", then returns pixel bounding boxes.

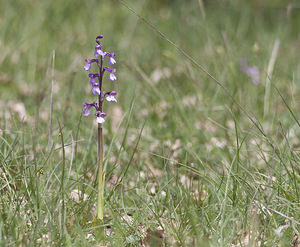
[88,74,101,95]
[88,73,100,84]
[84,59,99,71]
[96,112,107,124]
[94,44,103,57]
[106,53,116,65]
[91,86,101,95]
[82,102,97,116]
[104,67,117,81]
[105,91,117,102]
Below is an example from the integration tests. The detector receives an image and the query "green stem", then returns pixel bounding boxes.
[97,125,104,220]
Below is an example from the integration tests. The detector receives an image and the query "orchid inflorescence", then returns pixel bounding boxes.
[82,34,118,221]
[82,34,117,124]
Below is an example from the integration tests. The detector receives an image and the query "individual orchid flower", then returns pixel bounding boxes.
[84,59,99,71]
[82,102,97,116]
[91,85,101,95]
[94,44,103,57]
[104,67,117,81]
[88,73,101,95]
[96,112,107,124]
[106,53,116,65]
[105,90,117,102]
[88,73,100,84]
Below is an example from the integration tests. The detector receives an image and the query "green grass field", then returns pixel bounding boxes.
[0,0,300,246]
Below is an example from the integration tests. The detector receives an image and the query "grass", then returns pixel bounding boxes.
[0,0,300,246]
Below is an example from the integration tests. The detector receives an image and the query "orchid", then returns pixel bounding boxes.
[84,59,99,71]
[91,86,101,96]
[82,102,97,116]
[105,90,117,102]
[104,67,117,81]
[96,112,107,124]
[106,53,116,65]
[81,34,118,222]
[88,73,100,84]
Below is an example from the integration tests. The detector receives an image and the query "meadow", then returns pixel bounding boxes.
[0,0,300,246]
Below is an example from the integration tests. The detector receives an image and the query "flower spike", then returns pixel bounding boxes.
[82,36,117,121]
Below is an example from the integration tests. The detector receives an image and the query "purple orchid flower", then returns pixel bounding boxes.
[105,90,117,102]
[96,112,107,124]
[104,67,117,81]
[88,73,100,84]
[88,73,101,95]
[82,102,98,116]
[84,59,99,71]
[94,44,103,57]
[91,86,101,96]
[106,53,116,65]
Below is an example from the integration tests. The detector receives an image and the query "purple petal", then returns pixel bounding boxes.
[104,67,112,73]
[92,59,99,63]
[88,73,100,78]
[96,112,107,117]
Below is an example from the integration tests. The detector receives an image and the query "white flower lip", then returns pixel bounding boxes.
[106,95,117,102]
[96,117,105,124]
